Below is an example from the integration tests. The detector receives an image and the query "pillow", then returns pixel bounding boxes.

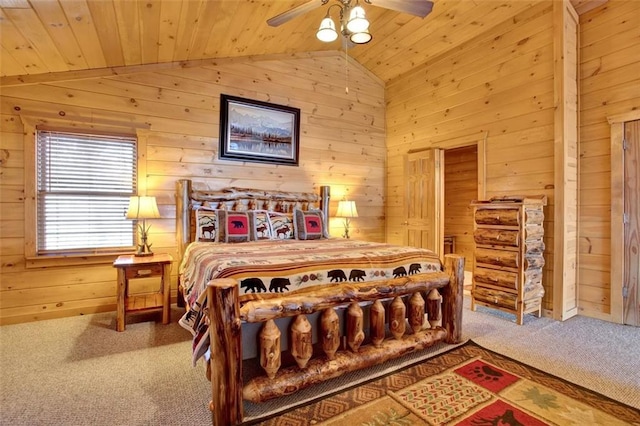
[195,208,218,242]
[248,210,273,240]
[268,212,294,239]
[217,210,251,243]
[293,209,327,240]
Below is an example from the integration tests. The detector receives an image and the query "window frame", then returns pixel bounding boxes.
[22,117,148,268]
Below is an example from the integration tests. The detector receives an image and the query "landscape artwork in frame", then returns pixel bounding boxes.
[219,94,300,166]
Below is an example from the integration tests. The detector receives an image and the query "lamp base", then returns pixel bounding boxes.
[135,251,154,257]
[135,222,154,257]
[342,219,351,239]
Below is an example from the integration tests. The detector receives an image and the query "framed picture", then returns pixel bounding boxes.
[219,94,300,166]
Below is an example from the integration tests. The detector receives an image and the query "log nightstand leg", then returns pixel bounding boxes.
[162,263,171,325]
[116,268,126,332]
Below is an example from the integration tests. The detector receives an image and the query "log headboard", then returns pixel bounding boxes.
[175,179,331,260]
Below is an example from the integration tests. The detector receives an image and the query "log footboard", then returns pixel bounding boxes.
[207,254,465,426]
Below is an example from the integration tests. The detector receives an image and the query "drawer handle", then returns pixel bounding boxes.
[495,234,501,240]
[490,277,499,282]
[137,269,152,276]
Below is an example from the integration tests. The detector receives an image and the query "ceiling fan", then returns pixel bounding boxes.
[267,0,434,44]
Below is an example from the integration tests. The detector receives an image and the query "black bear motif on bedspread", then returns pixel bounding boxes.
[241,278,267,293]
[328,269,347,282]
[269,278,291,292]
[408,263,422,275]
[349,269,366,281]
[393,266,408,278]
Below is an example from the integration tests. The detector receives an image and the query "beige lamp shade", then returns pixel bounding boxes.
[336,200,358,218]
[126,196,160,220]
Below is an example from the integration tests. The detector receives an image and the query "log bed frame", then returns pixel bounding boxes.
[175,179,465,426]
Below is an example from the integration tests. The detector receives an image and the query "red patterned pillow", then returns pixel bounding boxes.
[217,210,250,243]
[294,209,327,240]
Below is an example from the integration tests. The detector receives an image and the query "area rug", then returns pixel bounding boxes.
[251,341,640,425]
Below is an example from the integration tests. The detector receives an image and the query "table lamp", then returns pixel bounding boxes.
[126,196,161,256]
[336,200,358,239]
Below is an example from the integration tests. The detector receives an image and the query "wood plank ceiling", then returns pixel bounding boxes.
[0,0,606,84]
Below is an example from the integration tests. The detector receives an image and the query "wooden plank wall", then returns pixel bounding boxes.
[386,2,557,312]
[0,54,386,325]
[578,0,640,319]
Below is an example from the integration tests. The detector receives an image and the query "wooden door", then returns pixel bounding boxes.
[624,120,639,326]
[404,149,444,255]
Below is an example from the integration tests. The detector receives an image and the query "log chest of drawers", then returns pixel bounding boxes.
[470,195,547,325]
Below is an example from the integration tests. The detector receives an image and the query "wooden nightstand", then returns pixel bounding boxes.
[113,253,173,332]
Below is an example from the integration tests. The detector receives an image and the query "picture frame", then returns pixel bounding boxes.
[219,94,300,166]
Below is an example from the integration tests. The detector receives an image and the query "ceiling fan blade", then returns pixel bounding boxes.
[368,0,434,18]
[267,0,325,27]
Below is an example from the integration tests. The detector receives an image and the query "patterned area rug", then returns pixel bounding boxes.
[250,341,640,425]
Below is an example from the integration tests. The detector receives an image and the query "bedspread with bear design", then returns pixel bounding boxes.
[178,238,442,365]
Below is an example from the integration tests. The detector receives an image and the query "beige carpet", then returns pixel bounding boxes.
[0,298,638,425]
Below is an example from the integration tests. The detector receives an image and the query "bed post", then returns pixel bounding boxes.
[208,278,243,426]
[320,185,330,233]
[442,254,464,344]
[176,179,192,308]
[176,179,192,257]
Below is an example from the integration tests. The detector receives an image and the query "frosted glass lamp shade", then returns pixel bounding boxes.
[346,5,369,33]
[317,16,338,42]
[350,30,372,44]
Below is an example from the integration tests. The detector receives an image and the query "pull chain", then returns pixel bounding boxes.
[345,38,349,94]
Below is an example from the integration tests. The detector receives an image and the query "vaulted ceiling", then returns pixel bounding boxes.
[0,0,606,84]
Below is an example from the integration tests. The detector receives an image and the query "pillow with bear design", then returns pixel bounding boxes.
[293,209,327,240]
[217,210,251,243]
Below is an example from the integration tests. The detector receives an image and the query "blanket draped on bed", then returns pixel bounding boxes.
[178,239,442,365]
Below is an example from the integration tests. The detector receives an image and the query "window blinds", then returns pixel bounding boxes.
[36,130,137,254]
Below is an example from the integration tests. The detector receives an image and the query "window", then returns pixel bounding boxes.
[36,130,137,255]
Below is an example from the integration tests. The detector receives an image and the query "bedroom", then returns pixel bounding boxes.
[0,0,638,422]
[2,0,637,326]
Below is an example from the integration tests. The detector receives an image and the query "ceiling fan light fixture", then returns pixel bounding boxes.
[317,15,338,42]
[346,4,369,33]
[349,29,372,44]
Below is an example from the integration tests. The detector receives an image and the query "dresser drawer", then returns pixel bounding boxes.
[474,229,520,247]
[475,248,519,269]
[475,208,519,226]
[473,267,519,290]
[472,287,518,310]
